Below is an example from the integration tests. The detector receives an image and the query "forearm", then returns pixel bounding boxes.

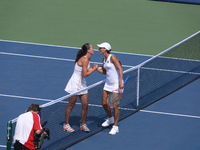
[97,66,106,74]
[118,68,124,87]
[86,68,96,76]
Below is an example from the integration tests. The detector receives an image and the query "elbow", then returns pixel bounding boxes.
[82,74,87,78]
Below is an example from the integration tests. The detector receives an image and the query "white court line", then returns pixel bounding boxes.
[0,39,153,57]
[0,94,53,102]
[0,51,134,68]
[0,145,6,148]
[1,93,200,119]
[140,109,200,119]
[142,67,200,75]
[0,51,75,62]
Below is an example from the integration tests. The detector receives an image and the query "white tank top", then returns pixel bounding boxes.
[103,54,119,84]
[65,56,90,94]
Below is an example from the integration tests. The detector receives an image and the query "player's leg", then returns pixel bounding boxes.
[102,90,112,117]
[102,90,114,127]
[63,95,77,132]
[79,93,89,125]
[113,106,120,126]
[65,95,77,124]
[79,94,90,132]
[109,106,120,135]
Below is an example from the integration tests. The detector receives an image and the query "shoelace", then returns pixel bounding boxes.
[63,124,74,132]
[80,124,90,131]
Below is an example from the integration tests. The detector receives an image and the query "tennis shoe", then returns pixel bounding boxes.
[63,123,75,132]
[109,125,119,135]
[79,124,90,132]
[102,117,114,127]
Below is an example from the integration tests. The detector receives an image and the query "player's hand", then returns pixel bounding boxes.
[119,81,124,89]
[92,64,98,70]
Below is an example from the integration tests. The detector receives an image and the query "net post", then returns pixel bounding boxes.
[136,67,140,107]
[6,121,12,150]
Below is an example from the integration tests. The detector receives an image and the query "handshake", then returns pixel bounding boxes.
[91,64,105,74]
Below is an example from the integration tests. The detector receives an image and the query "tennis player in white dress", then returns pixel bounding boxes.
[65,56,89,95]
[63,43,98,132]
[97,42,124,135]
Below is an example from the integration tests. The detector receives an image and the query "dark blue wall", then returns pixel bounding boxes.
[153,0,200,4]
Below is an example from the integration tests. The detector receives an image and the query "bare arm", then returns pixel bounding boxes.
[97,58,106,74]
[111,55,124,89]
[81,57,98,77]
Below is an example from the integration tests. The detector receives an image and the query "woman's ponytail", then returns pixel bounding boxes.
[75,43,90,63]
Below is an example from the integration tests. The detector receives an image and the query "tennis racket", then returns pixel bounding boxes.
[107,76,130,107]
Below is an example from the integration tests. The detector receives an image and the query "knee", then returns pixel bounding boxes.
[67,102,76,109]
[102,101,108,107]
[82,104,88,110]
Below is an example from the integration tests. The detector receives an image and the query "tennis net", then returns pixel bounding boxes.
[7,31,200,150]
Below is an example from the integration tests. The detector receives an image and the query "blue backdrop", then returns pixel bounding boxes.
[154,0,200,4]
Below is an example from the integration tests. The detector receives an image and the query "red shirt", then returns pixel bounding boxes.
[13,111,42,149]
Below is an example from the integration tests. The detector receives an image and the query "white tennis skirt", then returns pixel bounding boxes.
[103,80,119,93]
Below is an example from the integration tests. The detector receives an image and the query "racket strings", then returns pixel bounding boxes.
[107,92,121,107]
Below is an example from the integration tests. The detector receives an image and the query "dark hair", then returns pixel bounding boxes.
[106,50,111,54]
[75,43,90,63]
[26,104,41,112]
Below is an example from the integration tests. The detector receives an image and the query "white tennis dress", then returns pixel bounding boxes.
[65,58,89,95]
[103,54,120,92]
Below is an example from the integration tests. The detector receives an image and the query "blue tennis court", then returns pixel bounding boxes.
[0,40,200,150]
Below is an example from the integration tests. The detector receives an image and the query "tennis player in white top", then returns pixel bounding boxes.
[64,43,98,132]
[97,42,124,135]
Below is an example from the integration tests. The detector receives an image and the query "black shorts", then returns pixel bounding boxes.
[14,141,32,150]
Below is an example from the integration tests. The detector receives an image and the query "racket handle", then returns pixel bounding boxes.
[124,76,130,84]
[118,89,124,93]
[118,76,130,94]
